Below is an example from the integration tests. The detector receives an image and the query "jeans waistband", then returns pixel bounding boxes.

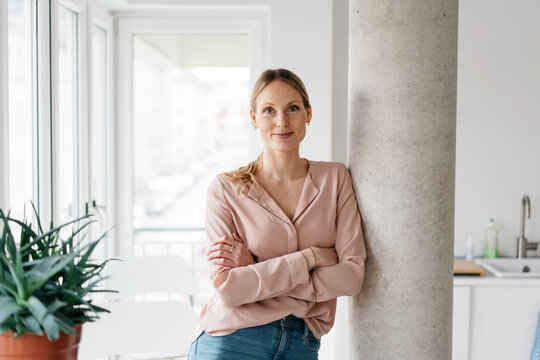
[270,315,306,330]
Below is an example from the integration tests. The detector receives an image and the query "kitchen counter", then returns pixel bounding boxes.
[453,267,540,359]
[454,257,540,286]
[454,274,540,286]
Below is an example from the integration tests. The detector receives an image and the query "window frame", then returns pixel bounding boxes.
[1,0,114,230]
[1,0,45,221]
[115,9,269,257]
[86,2,115,258]
[32,0,53,225]
[52,0,88,226]
[0,0,9,211]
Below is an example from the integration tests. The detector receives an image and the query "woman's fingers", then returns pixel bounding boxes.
[207,249,234,260]
[208,237,235,248]
[209,257,234,267]
[207,234,255,268]
[207,234,243,255]
[207,242,234,255]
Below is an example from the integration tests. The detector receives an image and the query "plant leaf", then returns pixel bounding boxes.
[1,256,26,300]
[42,286,92,308]
[0,277,18,298]
[47,299,66,314]
[25,296,48,322]
[3,219,18,262]
[24,255,63,290]
[0,297,20,324]
[77,235,105,267]
[26,249,80,295]
[25,216,92,251]
[42,313,59,340]
[51,311,78,334]
[21,315,41,334]
[30,201,43,234]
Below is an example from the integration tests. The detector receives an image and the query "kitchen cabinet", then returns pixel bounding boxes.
[453,277,540,360]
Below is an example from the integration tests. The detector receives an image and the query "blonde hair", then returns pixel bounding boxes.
[250,68,310,112]
[223,153,264,194]
[225,69,310,194]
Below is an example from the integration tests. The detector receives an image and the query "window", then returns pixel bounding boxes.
[7,0,37,219]
[131,33,251,299]
[88,16,113,260]
[4,1,112,248]
[116,14,267,303]
[90,24,108,216]
[56,4,81,230]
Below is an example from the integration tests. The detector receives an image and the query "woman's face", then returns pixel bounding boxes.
[251,80,312,155]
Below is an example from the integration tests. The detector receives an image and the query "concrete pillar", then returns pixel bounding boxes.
[347,1,458,359]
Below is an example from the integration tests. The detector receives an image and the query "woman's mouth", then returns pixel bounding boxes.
[273,132,293,139]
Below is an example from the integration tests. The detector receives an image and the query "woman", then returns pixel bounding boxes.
[188,69,366,359]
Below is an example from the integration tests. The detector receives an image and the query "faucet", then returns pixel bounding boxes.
[517,195,538,258]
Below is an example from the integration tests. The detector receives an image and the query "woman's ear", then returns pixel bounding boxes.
[250,109,257,128]
[306,105,312,122]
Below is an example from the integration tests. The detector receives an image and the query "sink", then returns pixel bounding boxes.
[475,258,540,278]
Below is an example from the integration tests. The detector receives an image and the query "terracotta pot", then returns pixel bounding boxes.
[0,324,82,360]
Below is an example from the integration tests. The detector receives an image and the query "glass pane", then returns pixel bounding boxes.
[132,34,250,302]
[57,5,79,230]
[132,34,250,229]
[7,0,36,220]
[90,25,107,208]
[90,24,108,259]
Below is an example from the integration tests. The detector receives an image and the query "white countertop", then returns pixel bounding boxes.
[454,257,540,286]
[454,275,540,287]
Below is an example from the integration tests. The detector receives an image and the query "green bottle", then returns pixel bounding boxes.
[484,218,499,258]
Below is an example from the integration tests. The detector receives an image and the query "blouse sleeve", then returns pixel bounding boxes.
[285,164,366,303]
[205,176,311,308]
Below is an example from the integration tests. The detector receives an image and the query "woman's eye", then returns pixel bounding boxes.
[263,108,274,115]
[288,105,299,112]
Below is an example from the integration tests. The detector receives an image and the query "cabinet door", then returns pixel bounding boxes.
[454,286,471,360]
[470,286,540,360]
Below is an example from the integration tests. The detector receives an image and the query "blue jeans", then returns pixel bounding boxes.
[531,310,540,360]
[188,315,320,360]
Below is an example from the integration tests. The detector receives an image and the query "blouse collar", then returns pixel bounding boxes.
[242,160,320,224]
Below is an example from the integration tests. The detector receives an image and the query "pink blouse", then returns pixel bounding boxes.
[191,160,366,341]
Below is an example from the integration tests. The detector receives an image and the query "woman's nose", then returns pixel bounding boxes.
[275,112,288,127]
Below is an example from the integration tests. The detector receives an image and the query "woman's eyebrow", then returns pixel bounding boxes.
[260,100,301,107]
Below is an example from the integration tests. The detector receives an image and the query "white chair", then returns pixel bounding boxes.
[78,255,199,360]
[104,255,196,304]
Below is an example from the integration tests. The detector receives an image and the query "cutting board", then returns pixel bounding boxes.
[454,259,486,276]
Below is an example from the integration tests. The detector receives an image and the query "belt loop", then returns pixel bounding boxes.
[302,319,309,338]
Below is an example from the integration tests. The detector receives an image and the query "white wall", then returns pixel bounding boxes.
[455,0,540,257]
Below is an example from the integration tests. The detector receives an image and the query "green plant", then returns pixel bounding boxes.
[0,205,111,341]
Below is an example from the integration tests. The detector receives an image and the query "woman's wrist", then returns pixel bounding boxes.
[301,248,317,271]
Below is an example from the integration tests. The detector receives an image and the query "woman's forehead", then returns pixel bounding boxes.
[256,81,303,104]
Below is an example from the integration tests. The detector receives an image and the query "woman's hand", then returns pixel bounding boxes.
[301,247,339,271]
[207,233,255,268]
